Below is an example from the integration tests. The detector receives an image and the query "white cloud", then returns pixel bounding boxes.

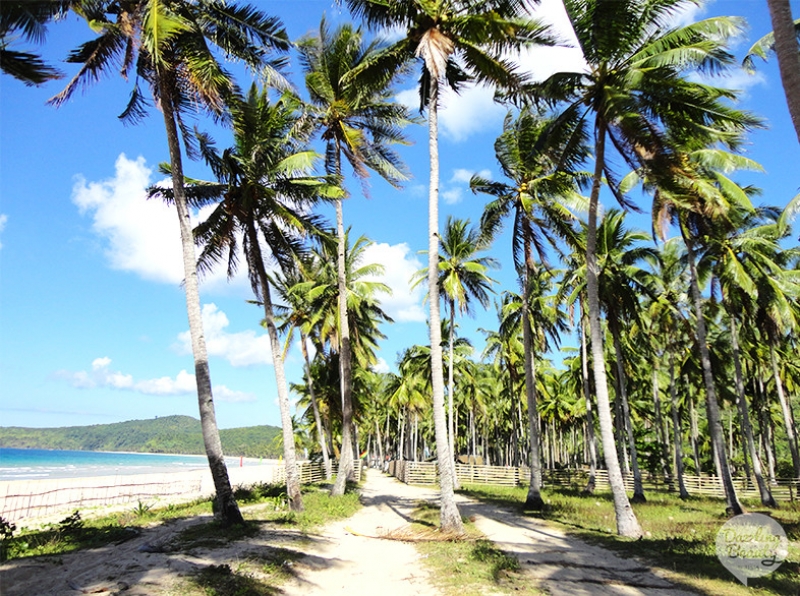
[0,213,7,249]
[176,303,273,367]
[72,154,247,293]
[361,242,426,322]
[442,188,463,205]
[451,168,491,185]
[372,357,390,374]
[73,154,183,284]
[518,0,588,82]
[55,357,255,402]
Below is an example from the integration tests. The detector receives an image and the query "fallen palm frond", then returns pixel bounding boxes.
[344,524,474,542]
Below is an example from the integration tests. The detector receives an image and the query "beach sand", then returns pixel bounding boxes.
[0,462,280,528]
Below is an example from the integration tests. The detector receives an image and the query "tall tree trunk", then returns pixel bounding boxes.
[159,83,242,526]
[248,220,303,512]
[766,0,800,143]
[427,79,464,533]
[523,248,544,509]
[580,309,598,493]
[332,149,355,496]
[682,230,742,515]
[668,352,690,499]
[587,119,642,538]
[448,300,460,488]
[729,315,775,506]
[611,324,645,503]
[301,333,331,479]
[768,331,800,477]
[652,360,673,489]
[688,384,702,474]
[758,375,778,484]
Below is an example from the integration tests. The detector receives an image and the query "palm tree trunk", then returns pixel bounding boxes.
[652,360,673,489]
[668,351,690,499]
[332,150,355,496]
[427,79,463,533]
[688,385,701,474]
[448,299,460,488]
[611,325,645,502]
[581,313,598,493]
[729,314,775,506]
[523,249,544,509]
[587,119,641,538]
[159,80,242,526]
[768,331,800,477]
[301,333,331,479]
[682,229,742,515]
[766,0,800,143]
[246,219,303,512]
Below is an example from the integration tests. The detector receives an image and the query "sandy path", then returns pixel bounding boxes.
[278,472,441,596]
[0,471,698,595]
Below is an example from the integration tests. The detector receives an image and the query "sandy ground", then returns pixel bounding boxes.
[0,471,699,596]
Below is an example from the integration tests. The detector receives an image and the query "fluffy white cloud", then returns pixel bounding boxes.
[176,303,273,367]
[372,357,390,374]
[73,154,183,284]
[54,357,255,402]
[451,168,491,185]
[361,242,426,322]
[72,154,247,293]
[0,213,7,249]
[442,188,463,205]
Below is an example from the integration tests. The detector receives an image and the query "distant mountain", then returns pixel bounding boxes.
[0,415,283,458]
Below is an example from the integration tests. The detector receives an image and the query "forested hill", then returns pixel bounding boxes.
[0,415,283,458]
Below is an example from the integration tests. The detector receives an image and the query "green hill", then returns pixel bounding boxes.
[0,415,283,458]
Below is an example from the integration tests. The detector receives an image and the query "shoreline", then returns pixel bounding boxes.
[0,462,283,528]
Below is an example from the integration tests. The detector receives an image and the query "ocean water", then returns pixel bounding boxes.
[0,448,216,481]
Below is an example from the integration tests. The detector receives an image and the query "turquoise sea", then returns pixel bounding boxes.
[0,448,213,481]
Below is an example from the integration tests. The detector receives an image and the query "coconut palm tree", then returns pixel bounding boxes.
[743,2,800,144]
[412,216,498,484]
[345,0,555,533]
[563,210,658,503]
[297,18,412,496]
[163,88,341,511]
[272,259,332,478]
[51,0,290,525]
[0,0,72,85]
[534,0,760,536]
[472,106,587,509]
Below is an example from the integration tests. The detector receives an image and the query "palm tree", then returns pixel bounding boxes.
[272,259,332,478]
[167,88,341,511]
[472,106,587,509]
[534,0,759,536]
[52,0,290,525]
[412,216,497,484]
[345,0,555,533]
[0,0,71,85]
[565,210,658,503]
[743,2,800,144]
[297,18,412,496]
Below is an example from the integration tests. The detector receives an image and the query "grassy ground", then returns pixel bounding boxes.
[407,501,545,596]
[1,480,362,596]
[459,483,800,596]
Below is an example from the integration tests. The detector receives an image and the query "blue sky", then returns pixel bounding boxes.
[1,0,798,430]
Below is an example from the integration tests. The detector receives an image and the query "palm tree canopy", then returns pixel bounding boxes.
[345,0,557,108]
[298,17,415,189]
[50,0,290,144]
[0,0,72,84]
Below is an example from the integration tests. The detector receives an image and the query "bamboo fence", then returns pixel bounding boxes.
[388,461,800,501]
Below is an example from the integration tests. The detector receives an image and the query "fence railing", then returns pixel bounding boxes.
[387,460,800,501]
[0,460,353,526]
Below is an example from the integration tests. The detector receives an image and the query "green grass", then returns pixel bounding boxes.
[459,483,800,596]
[405,502,543,595]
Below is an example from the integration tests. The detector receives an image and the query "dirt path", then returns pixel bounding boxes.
[0,472,699,595]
